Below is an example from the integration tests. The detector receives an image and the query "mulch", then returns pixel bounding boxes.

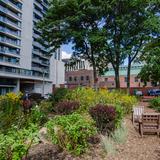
[70,102,160,160]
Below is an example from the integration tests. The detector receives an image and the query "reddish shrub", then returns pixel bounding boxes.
[54,100,80,115]
[89,104,116,135]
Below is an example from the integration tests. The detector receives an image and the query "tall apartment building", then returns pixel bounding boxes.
[0,0,64,95]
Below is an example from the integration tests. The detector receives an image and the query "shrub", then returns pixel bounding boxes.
[27,106,48,126]
[100,135,116,155]
[46,113,97,155]
[39,100,53,113]
[150,97,160,112]
[65,88,137,114]
[0,92,22,133]
[111,123,127,144]
[52,88,69,104]
[28,93,44,104]
[89,104,116,135]
[118,95,137,114]
[0,123,39,160]
[54,100,80,115]
[65,87,97,112]
[97,89,137,115]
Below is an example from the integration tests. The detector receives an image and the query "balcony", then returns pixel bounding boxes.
[34,8,43,18]
[33,41,42,49]
[0,37,21,48]
[32,58,42,64]
[0,27,21,39]
[34,0,43,10]
[0,5,22,21]
[0,57,20,66]
[33,17,40,23]
[0,16,21,30]
[1,0,22,13]
[0,48,20,57]
[32,66,43,72]
[33,32,40,39]
[32,49,50,59]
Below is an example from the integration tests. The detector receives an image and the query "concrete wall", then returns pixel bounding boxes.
[34,81,53,94]
[20,0,33,69]
[50,54,65,87]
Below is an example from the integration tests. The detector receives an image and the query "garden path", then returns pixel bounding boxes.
[74,102,160,160]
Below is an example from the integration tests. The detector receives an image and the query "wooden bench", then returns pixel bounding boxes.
[139,113,160,137]
[132,106,144,126]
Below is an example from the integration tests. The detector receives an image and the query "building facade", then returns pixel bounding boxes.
[63,59,94,88]
[0,0,64,95]
[100,64,157,94]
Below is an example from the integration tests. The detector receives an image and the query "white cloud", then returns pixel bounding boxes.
[62,51,72,59]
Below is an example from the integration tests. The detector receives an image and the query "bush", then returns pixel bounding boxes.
[97,89,137,115]
[100,135,116,155]
[65,88,137,114]
[28,93,44,104]
[46,113,97,155]
[0,123,39,160]
[89,104,116,135]
[26,106,48,126]
[51,88,69,104]
[111,123,127,144]
[54,100,80,115]
[150,97,160,112]
[65,87,97,112]
[39,100,53,113]
[0,92,22,133]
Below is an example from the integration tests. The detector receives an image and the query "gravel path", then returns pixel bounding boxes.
[106,116,160,160]
[75,102,160,160]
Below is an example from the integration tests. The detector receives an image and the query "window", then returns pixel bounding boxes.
[81,76,84,81]
[74,77,77,81]
[124,77,127,82]
[86,76,89,81]
[135,77,139,82]
[69,77,72,81]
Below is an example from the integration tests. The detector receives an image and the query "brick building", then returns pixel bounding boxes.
[100,64,158,95]
[63,59,94,88]
[63,58,158,94]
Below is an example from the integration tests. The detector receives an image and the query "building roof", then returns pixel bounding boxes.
[103,64,143,77]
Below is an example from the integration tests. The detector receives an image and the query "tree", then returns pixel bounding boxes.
[38,0,108,86]
[101,0,160,89]
[139,38,160,85]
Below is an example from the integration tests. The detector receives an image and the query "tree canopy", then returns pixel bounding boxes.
[38,0,160,88]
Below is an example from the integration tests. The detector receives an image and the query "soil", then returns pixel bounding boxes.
[27,102,160,160]
[71,102,160,160]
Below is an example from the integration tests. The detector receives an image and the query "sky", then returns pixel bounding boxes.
[61,43,73,59]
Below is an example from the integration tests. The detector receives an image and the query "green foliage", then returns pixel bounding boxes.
[149,97,160,112]
[0,123,39,160]
[27,106,48,126]
[38,0,160,88]
[97,89,137,115]
[39,100,53,113]
[46,113,97,155]
[65,87,97,111]
[139,45,160,84]
[50,88,69,105]
[0,93,22,133]
[65,88,137,115]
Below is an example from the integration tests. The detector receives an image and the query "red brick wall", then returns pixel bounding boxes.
[65,69,94,88]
